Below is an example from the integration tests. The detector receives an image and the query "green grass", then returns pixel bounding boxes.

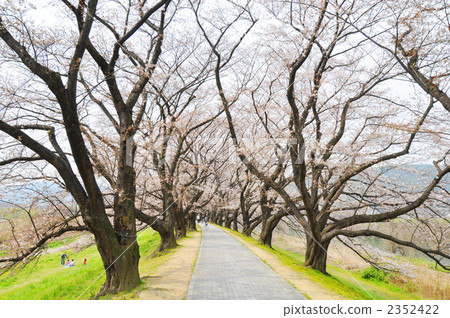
[0,244,105,300]
[0,249,9,257]
[404,256,448,273]
[0,208,40,220]
[221,227,422,300]
[327,266,420,300]
[0,229,161,300]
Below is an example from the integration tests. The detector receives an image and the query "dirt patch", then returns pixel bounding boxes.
[47,233,95,254]
[224,230,345,300]
[137,231,201,300]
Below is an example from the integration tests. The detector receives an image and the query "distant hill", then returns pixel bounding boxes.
[380,164,449,191]
[0,202,12,208]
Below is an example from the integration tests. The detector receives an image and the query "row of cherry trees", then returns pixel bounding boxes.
[0,0,449,295]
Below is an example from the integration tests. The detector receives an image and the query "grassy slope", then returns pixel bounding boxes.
[0,229,161,300]
[222,227,421,300]
[1,223,431,300]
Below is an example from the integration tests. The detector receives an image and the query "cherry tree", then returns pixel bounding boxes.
[192,0,450,272]
[0,0,172,294]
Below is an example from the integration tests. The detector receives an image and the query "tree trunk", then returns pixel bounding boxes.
[241,209,250,235]
[187,212,197,231]
[224,211,232,228]
[242,226,252,236]
[211,210,218,224]
[134,209,177,255]
[166,196,186,239]
[304,237,329,274]
[97,240,140,295]
[174,209,187,238]
[232,208,238,231]
[153,223,177,254]
[98,139,141,295]
[215,210,224,226]
[241,208,250,235]
[87,205,141,297]
[258,216,281,248]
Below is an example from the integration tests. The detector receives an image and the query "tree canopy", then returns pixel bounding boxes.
[0,0,448,295]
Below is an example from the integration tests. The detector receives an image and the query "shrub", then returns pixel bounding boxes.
[361,266,389,282]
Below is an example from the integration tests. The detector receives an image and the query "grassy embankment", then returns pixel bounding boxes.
[221,227,433,300]
[0,229,170,300]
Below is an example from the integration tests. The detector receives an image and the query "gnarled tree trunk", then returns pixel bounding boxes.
[304,237,329,274]
[155,226,177,253]
[97,240,140,295]
[242,216,262,236]
[174,208,187,239]
[135,209,177,254]
[258,214,283,248]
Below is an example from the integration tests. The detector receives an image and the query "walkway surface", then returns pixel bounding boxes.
[186,224,307,300]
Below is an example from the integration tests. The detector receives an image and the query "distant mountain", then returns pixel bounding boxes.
[380,164,449,191]
[0,201,12,208]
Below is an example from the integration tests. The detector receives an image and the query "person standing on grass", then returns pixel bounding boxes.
[83,259,87,266]
[61,253,67,265]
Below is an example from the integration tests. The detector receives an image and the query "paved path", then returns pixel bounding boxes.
[186,224,307,300]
